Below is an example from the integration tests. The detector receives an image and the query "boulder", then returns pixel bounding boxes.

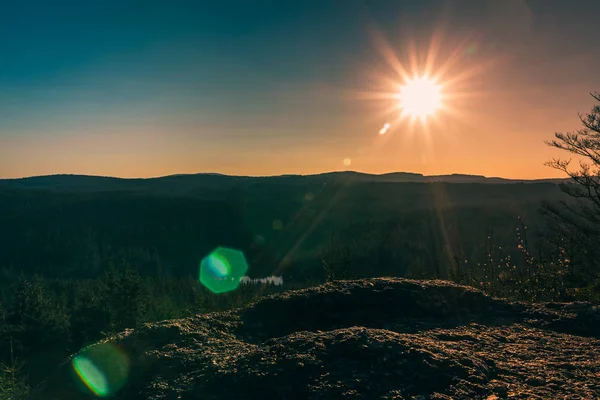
[28,278,600,399]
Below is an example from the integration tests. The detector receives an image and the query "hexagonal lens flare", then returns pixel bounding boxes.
[200,246,248,293]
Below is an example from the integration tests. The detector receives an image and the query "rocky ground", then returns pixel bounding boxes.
[29,278,600,399]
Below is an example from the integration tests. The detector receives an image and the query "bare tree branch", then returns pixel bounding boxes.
[544,91,600,283]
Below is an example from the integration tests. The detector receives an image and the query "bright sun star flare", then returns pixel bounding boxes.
[356,24,496,135]
[398,76,442,119]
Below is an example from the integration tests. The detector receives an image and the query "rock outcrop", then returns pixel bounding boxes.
[29,278,600,399]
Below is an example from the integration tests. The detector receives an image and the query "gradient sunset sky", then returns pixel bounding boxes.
[1,0,599,179]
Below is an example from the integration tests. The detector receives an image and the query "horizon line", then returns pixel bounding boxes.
[0,170,568,182]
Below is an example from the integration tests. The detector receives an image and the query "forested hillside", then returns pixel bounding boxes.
[0,175,592,397]
[0,176,568,280]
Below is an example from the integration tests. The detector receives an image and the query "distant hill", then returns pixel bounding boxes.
[0,171,573,280]
[0,171,569,194]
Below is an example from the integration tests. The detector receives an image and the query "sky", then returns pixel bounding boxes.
[1,0,599,179]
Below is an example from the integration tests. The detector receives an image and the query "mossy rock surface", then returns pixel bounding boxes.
[29,278,600,399]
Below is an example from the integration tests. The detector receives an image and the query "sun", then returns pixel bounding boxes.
[356,25,495,140]
[398,76,442,119]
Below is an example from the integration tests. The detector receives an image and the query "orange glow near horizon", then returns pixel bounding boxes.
[1,6,596,182]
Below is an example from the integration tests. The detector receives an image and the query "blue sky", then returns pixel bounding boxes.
[1,0,600,178]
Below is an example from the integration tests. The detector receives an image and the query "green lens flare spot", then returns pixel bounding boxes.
[200,247,248,294]
[209,254,231,277]
[73,356,109,397]
[72,343,130,397]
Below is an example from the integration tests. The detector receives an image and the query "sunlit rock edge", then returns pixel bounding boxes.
[28,278,600,399]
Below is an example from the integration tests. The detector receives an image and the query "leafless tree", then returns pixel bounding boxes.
[543,92,600,285]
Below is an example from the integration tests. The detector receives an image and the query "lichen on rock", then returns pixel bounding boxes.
[28,278,600,399]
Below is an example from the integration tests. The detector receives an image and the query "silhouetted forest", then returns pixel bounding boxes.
[1,172,599,397]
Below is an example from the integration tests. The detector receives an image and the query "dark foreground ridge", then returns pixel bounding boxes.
[29,278,600,399]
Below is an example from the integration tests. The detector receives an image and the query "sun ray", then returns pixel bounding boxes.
[424,32,443,78]
[369,26,412,83]
[354,90,401,101]
[407,40,420,79]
